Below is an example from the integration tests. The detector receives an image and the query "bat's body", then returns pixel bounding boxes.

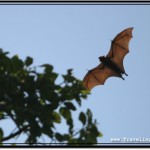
[99,56,126,80]
[83,27,133,90]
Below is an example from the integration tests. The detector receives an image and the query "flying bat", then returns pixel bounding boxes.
[83,27,133,90]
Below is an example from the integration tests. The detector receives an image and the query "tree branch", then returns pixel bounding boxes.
[0,125,29,142]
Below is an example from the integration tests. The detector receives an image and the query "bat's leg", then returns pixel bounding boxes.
[120,75,125,80]
[124,72,128,76]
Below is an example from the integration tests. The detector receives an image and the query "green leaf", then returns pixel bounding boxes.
[40,64,58,82]
[55,133,63,142]
[64,102,76,111]
[11,55,23,71]
[25,56,33,66]
[67,118,73,134]
[49,72,58,82]
[63,134,69,141]
[55,133,69,142]
[52,111,61,123]
[42,124,53,138]
[59,107,71,120]
[81,90,90,95]
[76,98,81,106]
[0,128,4,139]
[79,112,86,125]
[41,64,53,73]
[86,109,92,124]
[90,125,99,136]
[62,69,75,83]
[98,132,103,137]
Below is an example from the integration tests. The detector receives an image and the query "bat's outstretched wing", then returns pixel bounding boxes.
[83,27,133,90]
[83,64,120,90]
[107,27,133,73]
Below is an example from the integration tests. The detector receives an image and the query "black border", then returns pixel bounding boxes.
[0,1,150,148]
[0,1,149,4]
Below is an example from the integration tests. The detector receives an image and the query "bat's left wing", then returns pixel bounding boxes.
[83,63,120,90]
[107,27,133,73]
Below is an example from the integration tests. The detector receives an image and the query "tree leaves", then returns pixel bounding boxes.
[55,133,64,142]
[0,128,3,140]
[79,112,86,125]
[55,133,69,142]
[25,57,33,67]
[64,102,76,111]
[52,112,61,123]
[59,107,71,120]
[11,55,24,72]
[0,49,101,145]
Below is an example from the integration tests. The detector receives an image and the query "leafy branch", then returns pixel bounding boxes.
[1,125,29,142]
[0,49,102,145]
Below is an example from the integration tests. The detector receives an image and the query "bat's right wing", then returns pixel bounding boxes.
[83,63,120,90]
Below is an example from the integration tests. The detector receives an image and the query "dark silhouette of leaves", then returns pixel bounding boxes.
[0,49,102,145]
[25,56,33,66]
[64,102,76,111]
[79,112,86,125]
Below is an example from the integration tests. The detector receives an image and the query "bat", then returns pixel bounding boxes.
[83,27,133,90]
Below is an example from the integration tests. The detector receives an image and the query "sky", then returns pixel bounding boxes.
[0,3,150,145]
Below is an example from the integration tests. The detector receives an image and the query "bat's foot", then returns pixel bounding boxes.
[125,72,128,76]
[121,76,125,80]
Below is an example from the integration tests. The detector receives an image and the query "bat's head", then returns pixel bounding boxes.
[99,56,106,62]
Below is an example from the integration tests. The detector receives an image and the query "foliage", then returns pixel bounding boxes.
[0,49,102,145]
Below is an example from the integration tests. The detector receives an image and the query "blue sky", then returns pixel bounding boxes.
[0,4,150,144]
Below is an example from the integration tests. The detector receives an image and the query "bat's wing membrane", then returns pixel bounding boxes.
[106,27,133,72]
[83,27,133,90]
[83,63,120,90]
